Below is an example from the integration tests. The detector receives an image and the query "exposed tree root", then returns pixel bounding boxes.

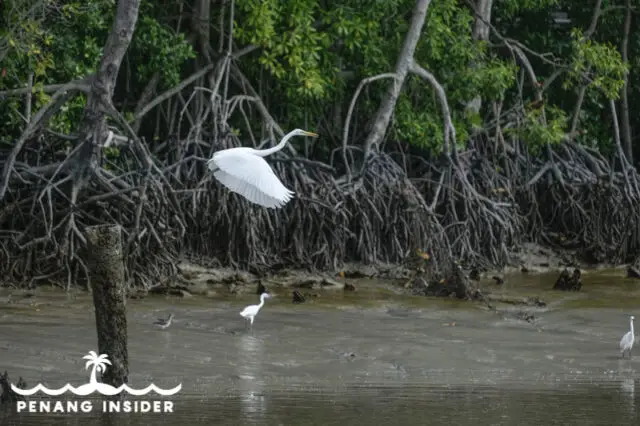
[523,141,640,264]
[0,57,450,287]
[0,135,181,288]
[2,42,640,291]
[179,142,448,273]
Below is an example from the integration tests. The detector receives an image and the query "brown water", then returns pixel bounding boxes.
[1,269,640,425]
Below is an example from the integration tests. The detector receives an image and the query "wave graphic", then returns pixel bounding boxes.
[11,382,182,397]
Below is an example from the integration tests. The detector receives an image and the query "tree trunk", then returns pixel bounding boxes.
[86,224,129,396]
[466,0,494,115]
[192,0,212,61]
[362,0,432,157]
[619,0,633,163]
[71,0,141,186]
[0,371,27,404]
[193,0,211,47]
[471,0,493,41]
[568,0,603,141]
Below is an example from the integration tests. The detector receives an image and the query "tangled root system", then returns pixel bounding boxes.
[2,64,640,289]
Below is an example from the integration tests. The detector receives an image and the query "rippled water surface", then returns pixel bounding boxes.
[1,270,639,424]
[1,384,639,425]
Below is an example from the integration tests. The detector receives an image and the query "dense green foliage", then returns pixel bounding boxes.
[1,0,194,138]
[1,0,637,159]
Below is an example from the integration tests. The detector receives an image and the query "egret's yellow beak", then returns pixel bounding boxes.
[304,131,319,137]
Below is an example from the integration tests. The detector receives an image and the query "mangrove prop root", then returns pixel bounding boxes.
[2,59,640,289]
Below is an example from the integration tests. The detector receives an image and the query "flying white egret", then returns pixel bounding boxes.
[240,293,271,329]
[620,315,635,359]
[154,313,174,329]
[207,129,319,208]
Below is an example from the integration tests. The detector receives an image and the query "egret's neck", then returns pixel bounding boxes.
[631,319,635,335]
[258,294,268,308]
[255,131,296,157]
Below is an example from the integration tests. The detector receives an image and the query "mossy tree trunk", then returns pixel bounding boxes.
[71,0,141,197]
[86,224,129,394]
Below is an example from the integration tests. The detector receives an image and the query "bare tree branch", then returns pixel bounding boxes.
[409,62,456,154]
[342,73,398,180]
[24,73,33,124]
[569,0,604,140]
[0,79,91,98]
[362,0,433,158]
[619,0,633,162]
[133,63,216,122]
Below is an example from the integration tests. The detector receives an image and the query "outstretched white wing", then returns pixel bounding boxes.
[210,149,294,208]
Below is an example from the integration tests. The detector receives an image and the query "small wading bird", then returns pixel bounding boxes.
[154,313,174,330]
[240,293,271,330]
[207,129,319,208]
[620,315,635,359]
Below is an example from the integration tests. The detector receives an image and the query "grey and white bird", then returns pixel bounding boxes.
[620,315,635,359]
[154,313,174,330]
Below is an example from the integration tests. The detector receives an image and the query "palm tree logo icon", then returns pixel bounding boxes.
[11,351,182,396]
[84,352,110,385]
[75,351,119,395]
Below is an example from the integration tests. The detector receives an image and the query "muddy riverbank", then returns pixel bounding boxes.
[147,240,622,300]
[1,269,639,424]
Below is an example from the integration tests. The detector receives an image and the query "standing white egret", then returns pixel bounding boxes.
[240,293,271,329]
[207,129,319,208]
[620,315,635,359]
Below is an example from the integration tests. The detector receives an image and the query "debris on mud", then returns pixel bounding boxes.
[287,276,341,290]
[483,294,547,308]
[506,243,577,274]
[627,265,640,279]
[469,268,481,281]
[148,284,193,298]
[405,258,481,300]
[292,291,305,304]
[553,268,582,291]
[343,282,356,292]
[516,311,536,323]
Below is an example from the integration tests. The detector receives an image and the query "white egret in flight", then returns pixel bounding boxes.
[240,293,271,329]
[207,129,319,208]
[620,315,635,359]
